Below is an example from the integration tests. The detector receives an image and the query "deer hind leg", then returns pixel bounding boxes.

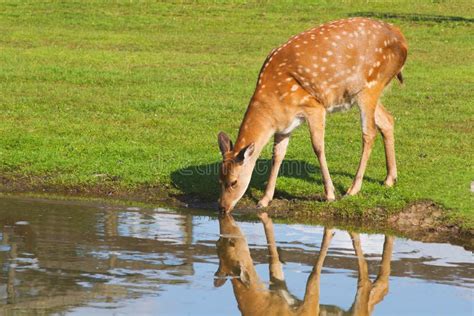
[306,106,336,201]
[258,134,290,208]
[375,103,397,187]
[346,90,379,196]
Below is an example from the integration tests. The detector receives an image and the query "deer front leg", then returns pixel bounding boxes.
[299,227,334,315]
[347,92,379,196]
[375,103,397,187]
[259,212,286,287]
[350,232,370,284]
[258,134,290,208]
[306,107,336,201]
[348,232,372,315]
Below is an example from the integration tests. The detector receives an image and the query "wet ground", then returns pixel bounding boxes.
[0,197,472,315]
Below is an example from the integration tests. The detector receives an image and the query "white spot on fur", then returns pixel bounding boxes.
[366,80,377,88]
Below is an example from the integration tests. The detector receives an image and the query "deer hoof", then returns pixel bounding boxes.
[257,197,271,208]
[345,187,360,196]
[384,177,397,187]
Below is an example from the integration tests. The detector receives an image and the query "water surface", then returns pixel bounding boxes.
[0,197,472,315]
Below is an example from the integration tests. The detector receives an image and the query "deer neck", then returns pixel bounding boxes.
[231,275,271,314]
[234,101,275,163]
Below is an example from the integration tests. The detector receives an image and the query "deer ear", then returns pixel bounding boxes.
[235,143,255,164]
[218,132,233,156]
[238,264,251,288]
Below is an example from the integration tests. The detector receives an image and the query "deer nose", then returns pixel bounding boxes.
[218,204,227,213]
[218,204,233,214]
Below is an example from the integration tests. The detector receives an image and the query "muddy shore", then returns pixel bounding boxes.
[1,174,472,250]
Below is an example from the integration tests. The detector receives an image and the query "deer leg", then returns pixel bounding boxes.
[299,227,333,315]
[368,235,394,310]
[350,232,370,284]
[258,134,290,208]
[348,232,372,315]
[259,212,287,290]
[375,104,397,187]
[347,93,378,196]
[306,107,336,201]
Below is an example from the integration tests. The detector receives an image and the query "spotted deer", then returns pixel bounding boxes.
[214,213,333,315]
[214,213,394,316]
[217,18,408,212]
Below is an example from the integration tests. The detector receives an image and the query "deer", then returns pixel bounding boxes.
[214,213,333,315]
[214,213,394,316]
[217,17,408,212]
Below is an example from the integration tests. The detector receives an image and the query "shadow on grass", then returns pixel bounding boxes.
[171,159,381,205]
[348,12,474,23]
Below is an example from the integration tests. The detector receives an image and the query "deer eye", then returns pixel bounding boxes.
[231,180,238,188]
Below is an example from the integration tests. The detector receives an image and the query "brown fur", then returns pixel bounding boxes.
[218,18,408,212]
[215,213,394,315]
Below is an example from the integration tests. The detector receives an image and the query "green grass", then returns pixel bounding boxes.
[0,1,473,228]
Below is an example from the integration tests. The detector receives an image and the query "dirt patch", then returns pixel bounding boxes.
[227,198,473,250]
[0,174,472,250]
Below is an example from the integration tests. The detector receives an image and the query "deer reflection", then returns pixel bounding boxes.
[214,213,393,316]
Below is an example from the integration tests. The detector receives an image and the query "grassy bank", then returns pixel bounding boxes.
[0,1,473,229]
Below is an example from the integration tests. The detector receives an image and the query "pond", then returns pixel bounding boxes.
[0,197,472,315]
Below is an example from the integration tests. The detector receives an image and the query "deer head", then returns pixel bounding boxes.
[217,132,256,213]
[214,214,253,288]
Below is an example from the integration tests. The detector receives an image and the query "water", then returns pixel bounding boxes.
[0,197,472,315]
